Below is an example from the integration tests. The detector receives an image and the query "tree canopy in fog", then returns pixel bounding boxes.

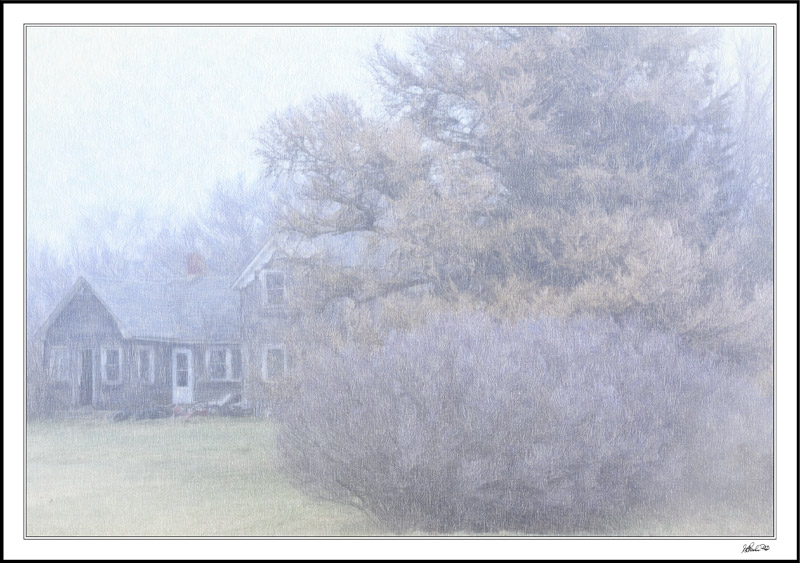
[259,27,772,381]
[257,26,773,535]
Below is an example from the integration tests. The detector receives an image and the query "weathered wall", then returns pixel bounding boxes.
[43,290,245,409]
[44,292,125,409]
[46,292,122,345]
[240,263,290,414]
[194,346,244,403]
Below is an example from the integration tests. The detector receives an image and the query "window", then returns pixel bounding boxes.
[205,347,232,380]
[260,271,285,305]
[102,348,122,384]
[137,347,155,384]
[49,347,70,382]
[262,345,286,382]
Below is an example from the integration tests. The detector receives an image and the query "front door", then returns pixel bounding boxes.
[79,349,93,406]
[172,349,193,404]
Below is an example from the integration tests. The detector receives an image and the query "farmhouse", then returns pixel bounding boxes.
[37,275,248,411]
[36,231,385,414]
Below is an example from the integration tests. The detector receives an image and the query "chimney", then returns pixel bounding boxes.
[186,252,206,278]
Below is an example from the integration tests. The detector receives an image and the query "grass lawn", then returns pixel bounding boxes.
[25,416,386,537]
[26,415,760,537]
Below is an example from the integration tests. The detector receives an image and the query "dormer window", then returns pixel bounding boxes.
[260,271,285,305]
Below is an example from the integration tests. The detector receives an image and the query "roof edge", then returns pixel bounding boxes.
[33,277,133,341]
[33,277,86,341]
[84,280,132,339]
[232,240,275,289]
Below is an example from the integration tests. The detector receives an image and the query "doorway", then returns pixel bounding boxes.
[172,348,193,404]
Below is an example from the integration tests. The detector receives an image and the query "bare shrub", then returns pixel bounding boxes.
[275,313,772,535]
[25,340,70,420]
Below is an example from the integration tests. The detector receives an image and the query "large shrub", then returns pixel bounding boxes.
[275,313,772,535]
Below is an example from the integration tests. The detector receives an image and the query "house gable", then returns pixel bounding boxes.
[36,275,247,411]
[46,291,124,344]
[39,278,127,344]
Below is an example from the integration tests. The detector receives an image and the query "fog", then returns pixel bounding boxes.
[26,26,416,256]
[26,26,773,538]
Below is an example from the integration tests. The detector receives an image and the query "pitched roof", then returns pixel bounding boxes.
[40,276,241,343]
[232,230,395,289]
[231,231,304,290]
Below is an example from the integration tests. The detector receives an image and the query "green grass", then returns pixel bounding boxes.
[25,417,385,537]
[26,416,763,537]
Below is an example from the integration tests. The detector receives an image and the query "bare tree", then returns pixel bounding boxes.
[260,27,773,534]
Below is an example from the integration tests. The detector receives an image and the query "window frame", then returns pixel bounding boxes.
[261,344,287,382]
[259,270,286,306]
[136,346,156,385]
[101,347,123,385]
[172,348,193,390]
[49,346,71,383]
[205,347,233,381]
[169,346,197,404]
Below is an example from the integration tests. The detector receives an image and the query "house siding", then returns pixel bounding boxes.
[240,261,290,415]
[45,291,123,344]
[41,285,244,411]
[44,292,126,409]
[194,345,243,403]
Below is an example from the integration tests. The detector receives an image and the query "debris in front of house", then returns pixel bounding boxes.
[206,393,236,415]
[108,397,255,423]
[134,404,173,420]
[109,410,132,422]
[174,404,207,421]
[223,401,255,417]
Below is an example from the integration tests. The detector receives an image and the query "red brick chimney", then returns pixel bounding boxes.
[186,252,206,277]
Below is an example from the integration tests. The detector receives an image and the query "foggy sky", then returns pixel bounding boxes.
[25,26,770,256]
[26,26,415,254]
